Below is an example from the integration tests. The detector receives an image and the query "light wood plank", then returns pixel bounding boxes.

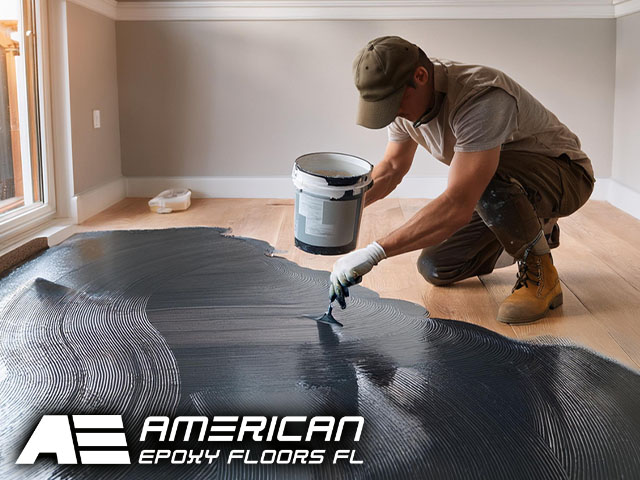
[397,199,516,337]
[78,198,640,368]
[479,264,639,370]
[558,201,640,291]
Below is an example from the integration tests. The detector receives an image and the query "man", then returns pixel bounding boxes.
[329,36,594,324]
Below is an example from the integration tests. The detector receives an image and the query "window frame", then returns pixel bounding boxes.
[0,0,57,247]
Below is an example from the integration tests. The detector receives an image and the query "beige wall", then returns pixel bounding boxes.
[116,19,615,179]
[612,12,640,192]
[67,3,122,194]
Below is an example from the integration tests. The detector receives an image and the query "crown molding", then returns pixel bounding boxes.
[66,0,640,22]
[614,0,640,16]
[68,0,118,19]
[112,1,617,21]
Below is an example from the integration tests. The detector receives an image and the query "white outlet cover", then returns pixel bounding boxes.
[93,110,101,129]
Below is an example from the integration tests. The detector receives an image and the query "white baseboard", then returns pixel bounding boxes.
[607,178,640,220]
[125,176,295,199]
[125,175,448,199]
[590,177,611,201]
[582,178,640,220]
[125,175,640,220]
[72,177,126,223]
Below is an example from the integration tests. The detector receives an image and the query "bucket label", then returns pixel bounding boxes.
[299,194,334,237]
[295,192,360,246]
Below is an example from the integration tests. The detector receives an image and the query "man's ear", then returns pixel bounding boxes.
[414,66,429,86]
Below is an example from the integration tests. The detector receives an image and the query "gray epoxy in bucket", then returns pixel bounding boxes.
[292,152,373,255]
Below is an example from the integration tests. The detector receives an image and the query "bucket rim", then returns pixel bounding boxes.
[294,151,373,180]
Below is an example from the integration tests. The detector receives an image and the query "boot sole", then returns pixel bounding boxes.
[497,293,564,325]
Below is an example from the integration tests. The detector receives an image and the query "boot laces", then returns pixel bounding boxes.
[513,258,541,292]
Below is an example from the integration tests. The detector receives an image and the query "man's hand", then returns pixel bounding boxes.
[329,242,387,309]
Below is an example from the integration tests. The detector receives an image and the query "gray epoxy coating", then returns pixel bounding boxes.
[1,228,640,479]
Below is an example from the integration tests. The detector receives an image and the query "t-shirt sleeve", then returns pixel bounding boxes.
[387,118,412,143]
[451,88,518,153]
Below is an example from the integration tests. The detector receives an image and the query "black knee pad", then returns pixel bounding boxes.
[417,252,455,286]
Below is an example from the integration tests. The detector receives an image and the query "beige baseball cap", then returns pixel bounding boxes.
[352,36,420,129]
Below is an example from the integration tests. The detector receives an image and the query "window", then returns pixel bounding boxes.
[0,0,44,222]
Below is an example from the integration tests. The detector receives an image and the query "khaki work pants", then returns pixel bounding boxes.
[417,150,594,286]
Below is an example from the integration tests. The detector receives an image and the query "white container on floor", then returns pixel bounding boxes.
[148,189,192,214]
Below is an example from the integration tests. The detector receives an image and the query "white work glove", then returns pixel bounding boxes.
[329,242,386,309]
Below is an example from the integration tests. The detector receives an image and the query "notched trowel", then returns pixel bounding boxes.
[304,302,343,327]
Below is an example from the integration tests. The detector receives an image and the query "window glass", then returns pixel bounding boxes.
[0,0,42,218]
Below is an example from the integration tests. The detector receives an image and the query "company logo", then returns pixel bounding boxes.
[17,415,365,467]
[16,415,130,465]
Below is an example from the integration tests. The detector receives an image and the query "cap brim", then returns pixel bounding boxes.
[356,87,405,129]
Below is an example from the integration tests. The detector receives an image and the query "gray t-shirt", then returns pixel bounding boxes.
[388,88,518,153]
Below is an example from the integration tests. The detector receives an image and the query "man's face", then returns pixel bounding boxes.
[396,67,432,122]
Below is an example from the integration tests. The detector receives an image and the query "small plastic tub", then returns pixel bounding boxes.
[148,189,192,214]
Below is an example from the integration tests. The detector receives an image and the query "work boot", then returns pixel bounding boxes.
[497,252,563,324]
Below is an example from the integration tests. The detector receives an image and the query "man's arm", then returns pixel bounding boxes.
[378,146,500,257]
[329,146,501,308]
[364,140,418,207]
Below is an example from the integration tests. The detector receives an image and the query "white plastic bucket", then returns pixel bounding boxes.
[292,152,373,255]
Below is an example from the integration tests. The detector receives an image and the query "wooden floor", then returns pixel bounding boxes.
[78,198,640,370]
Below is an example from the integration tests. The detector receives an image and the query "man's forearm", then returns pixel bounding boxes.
[364,165,404,207]
[377,147,501,258]
[377,192,472,257]
[364,141,417,208]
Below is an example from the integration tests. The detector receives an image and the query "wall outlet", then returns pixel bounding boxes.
[93,110,101,129]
